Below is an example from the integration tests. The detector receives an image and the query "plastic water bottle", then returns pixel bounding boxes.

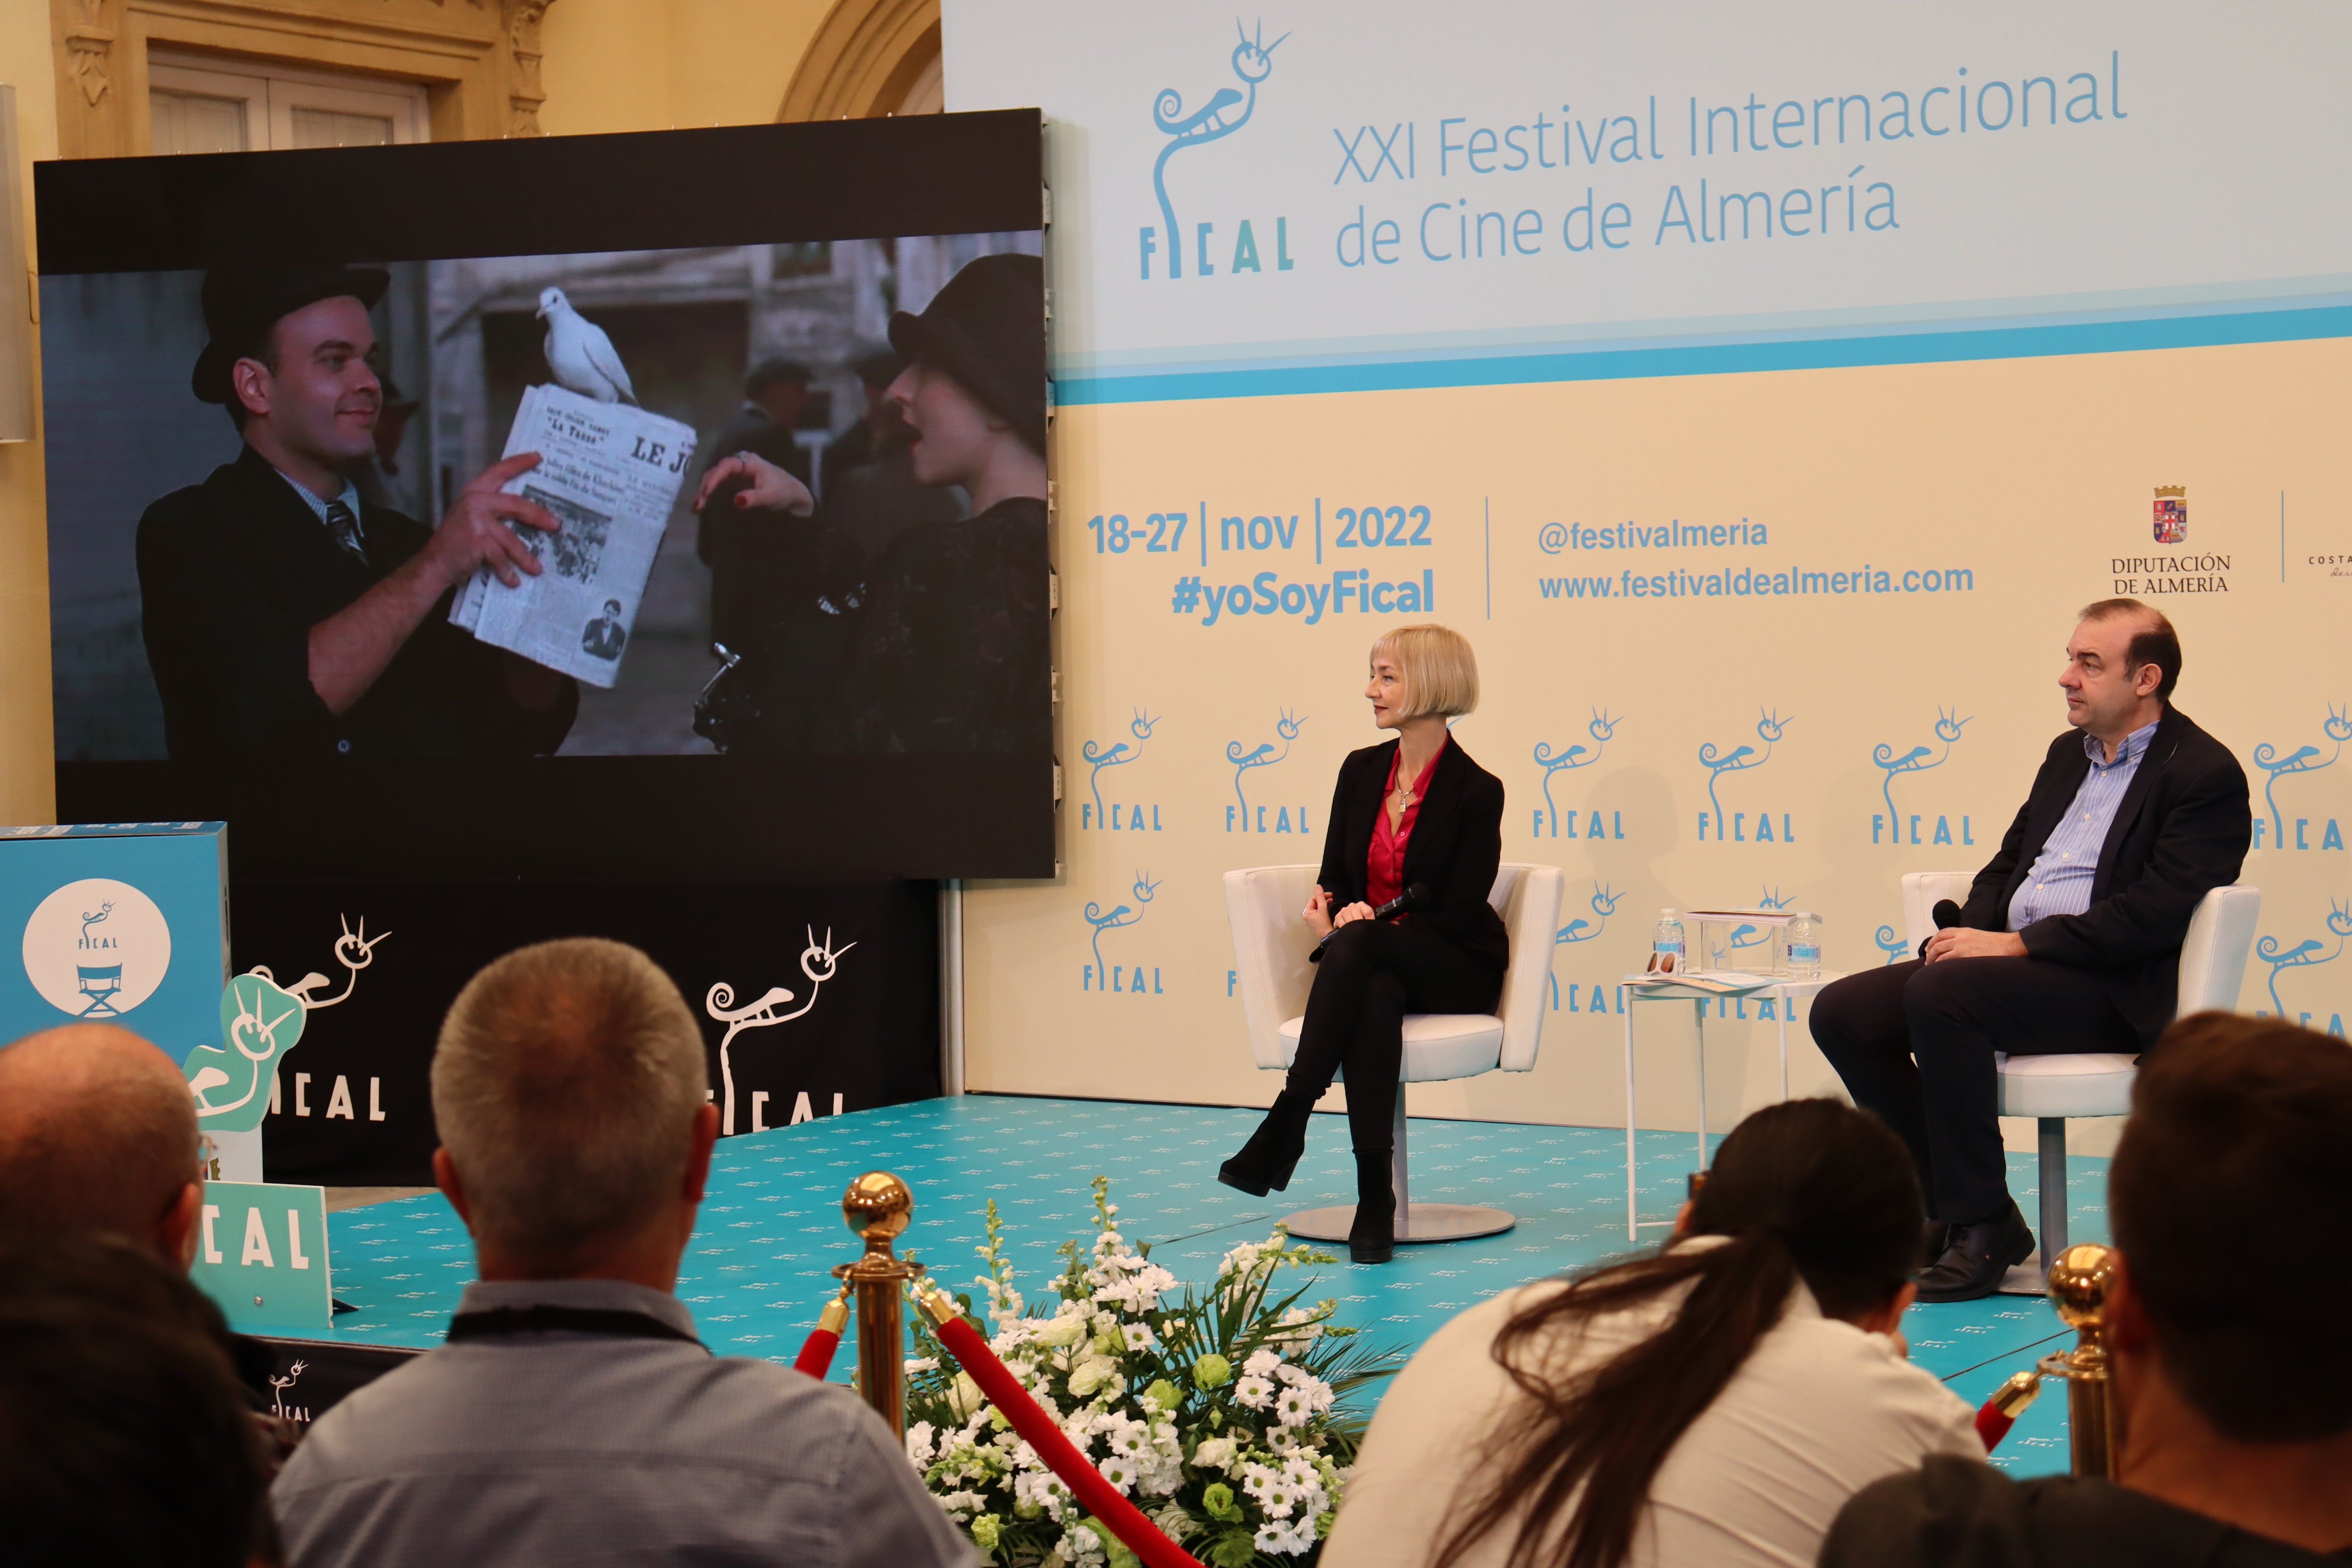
[1653,909,1686,974]
[1787,911,1821,978]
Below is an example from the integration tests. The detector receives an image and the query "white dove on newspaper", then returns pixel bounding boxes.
[536,286,637,405]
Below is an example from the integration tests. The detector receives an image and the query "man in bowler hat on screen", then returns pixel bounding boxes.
[136,266,578,760]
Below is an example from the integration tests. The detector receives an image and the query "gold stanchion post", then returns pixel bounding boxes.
[833,1171,924,1436]
[2036,1241,2119,1479]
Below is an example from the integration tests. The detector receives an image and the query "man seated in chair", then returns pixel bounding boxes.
[1809,599,2250,1301]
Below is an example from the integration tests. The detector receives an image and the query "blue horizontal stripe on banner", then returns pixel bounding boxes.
[1054,303,2352,405]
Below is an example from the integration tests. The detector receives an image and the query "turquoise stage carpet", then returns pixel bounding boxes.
[319,1095,2091,1476]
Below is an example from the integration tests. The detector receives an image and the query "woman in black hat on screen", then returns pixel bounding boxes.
[695,251,1048,752]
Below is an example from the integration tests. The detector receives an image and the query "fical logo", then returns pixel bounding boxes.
[1548,880,1621,1010]
[1082,708,1164,832]
[21,878,171,1019]
[705,928,854,1137]
[1142,21,1292,281]
[188,916,392,1135]
[1227,708,1310,834]
[1532,708,1623,838]
[1083,872,1163,995]
[2250,704,2351,853]
[2254,897,2352,1031]
[1697,708,1796,844]
[1871,705,1976,849]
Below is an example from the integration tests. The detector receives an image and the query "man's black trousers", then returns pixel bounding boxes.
[1809,957,2137,1226]
[1284,919,1501,1156]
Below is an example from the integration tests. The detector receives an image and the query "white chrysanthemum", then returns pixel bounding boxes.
[1242,1347,1283,1378]
[1271,1360,1311,1386]
[1254,1519,1315,1555]
[1103,1417,1152,1458]
[1014,1468,1072,1522]
[1273,1384,1316,1427]
[1097,1452,1140,1493]
[1122,1321,1157,1352]
[1232,1373,1275,1410]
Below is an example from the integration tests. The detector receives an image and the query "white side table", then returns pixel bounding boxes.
[1616,971,1849,1241]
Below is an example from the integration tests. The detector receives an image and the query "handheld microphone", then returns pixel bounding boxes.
[1931,899,1963,929]
[1373,883,1433,920]
[1316,884,1432,946]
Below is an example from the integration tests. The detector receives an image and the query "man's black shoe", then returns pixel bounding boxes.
[1916,1201,2034,1303]
[1920,1218,1953,1270]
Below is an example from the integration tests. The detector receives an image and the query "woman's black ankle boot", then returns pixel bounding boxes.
[1348,1149,1397,1264]
[1217,1090,1313,1196]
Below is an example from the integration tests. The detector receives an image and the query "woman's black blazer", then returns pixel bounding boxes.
[1313,737,1510,971]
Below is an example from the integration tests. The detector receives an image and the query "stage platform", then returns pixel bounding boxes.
[318,1094,2092,1476]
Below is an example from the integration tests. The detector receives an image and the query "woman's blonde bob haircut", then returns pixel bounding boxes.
[1371,624,1480,720]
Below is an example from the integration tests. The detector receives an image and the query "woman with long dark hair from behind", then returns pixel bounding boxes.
[1321,1098,1983,1568]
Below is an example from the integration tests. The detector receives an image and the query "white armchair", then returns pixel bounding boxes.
[1900,872,2261,1279]
[1223,863,1564,1245]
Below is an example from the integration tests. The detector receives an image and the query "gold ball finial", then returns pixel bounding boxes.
[2046,1241,2116,1329]
[842,1170,913,1241]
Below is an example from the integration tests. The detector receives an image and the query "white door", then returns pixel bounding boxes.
[149,54,428,154]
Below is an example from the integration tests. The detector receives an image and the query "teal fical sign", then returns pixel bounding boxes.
[190,1180,334,1332]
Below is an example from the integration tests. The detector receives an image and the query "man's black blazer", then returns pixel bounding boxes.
[137,446,576,760]
[1954,706,2250,1049]
[1313,736,1510,972]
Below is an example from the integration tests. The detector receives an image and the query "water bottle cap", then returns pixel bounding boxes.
[1661,907,1677,917]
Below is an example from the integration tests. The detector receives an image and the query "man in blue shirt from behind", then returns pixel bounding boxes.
[272,937,977,1568]
[1809,599,2250,1302]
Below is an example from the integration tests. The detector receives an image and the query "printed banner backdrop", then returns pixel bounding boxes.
[947,0,2352,1140]
[246,879,940,1186]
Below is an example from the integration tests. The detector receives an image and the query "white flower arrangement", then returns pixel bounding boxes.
[905,1178,1398,1568]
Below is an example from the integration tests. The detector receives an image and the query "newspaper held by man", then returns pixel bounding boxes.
[449,383,697,688]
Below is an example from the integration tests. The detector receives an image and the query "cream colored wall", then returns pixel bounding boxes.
[538,0,835,136]
[1,13,60,828]
[965,335,2352,1160]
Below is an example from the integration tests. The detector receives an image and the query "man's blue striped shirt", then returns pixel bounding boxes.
[2008,719,2161,931]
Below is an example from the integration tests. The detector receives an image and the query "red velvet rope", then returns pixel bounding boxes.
[1973,1401,2014,1450]
[794,1327,842,1379]
[1971,1369,2042,1452]
[929,1312,1207,1568]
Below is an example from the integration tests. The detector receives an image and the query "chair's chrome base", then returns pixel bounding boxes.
[1996,1253,2048,1297]
[1281,1202,1516,1244]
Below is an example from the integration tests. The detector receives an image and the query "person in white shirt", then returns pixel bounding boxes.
[1321,1098,1981,1568]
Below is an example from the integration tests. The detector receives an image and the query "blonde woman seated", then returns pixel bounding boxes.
[1322,1099,1982,1568]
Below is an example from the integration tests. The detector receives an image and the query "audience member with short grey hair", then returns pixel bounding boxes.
[271,937,977,1568]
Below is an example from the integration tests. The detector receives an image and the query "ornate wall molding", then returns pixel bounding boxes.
[48,0,554,155]
[499,0,554,137]
[776,0,939,122]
